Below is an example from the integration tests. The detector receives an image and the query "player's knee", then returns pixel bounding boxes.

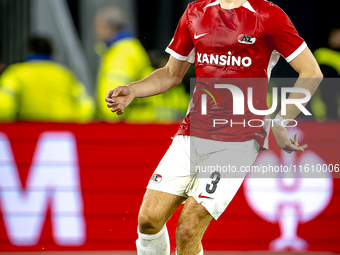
[138,211,164,234]
[176,220,198,244]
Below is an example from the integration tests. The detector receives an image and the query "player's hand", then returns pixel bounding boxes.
[105,85,135,115]
[271,123,307,154]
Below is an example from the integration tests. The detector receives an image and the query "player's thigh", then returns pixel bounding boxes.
[138,189,185,233]
[177,196,213,240]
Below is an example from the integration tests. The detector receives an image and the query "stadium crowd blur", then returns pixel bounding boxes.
[0,37,94,122]
[94,7,188,122]
[0,0,339,123]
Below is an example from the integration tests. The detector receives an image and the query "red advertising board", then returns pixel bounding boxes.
[0,121,339,252]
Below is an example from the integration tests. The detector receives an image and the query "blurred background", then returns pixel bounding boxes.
[0,0,340,122]
[0,0,340,254]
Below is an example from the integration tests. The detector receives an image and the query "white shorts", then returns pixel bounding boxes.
[147,135,260,220]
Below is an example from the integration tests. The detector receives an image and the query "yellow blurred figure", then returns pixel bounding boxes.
[95,7,189,122]
[0,37,94,122]
[312,28,340,120]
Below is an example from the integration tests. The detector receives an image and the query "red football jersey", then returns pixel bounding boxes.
[166,0,306,148]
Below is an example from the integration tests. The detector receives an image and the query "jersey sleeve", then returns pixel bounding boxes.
[165,6,195,63]
[266,4,306,63]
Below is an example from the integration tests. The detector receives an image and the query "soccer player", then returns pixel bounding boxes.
[105,0,323,254]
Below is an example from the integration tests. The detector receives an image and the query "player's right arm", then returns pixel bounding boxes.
[105,55,190,115]
[106,3,193,115]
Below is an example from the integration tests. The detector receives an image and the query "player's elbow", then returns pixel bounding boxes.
[172,75,183,87]
[165,67,183,87]
[316,69,324,79]
[163,62,186,87]
[300,66,323,79]
[311,66,324,79]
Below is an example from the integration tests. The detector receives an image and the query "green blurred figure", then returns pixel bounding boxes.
[0,36,94,122]
[95,7,189,122]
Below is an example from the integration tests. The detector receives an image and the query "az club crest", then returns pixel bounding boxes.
[151,174,162,184]
[238,34,256,44]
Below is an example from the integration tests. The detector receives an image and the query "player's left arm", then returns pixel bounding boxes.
[281,47,323,119]
[272,47,323,153]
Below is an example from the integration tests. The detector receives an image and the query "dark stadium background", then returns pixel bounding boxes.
[1,0,339,78]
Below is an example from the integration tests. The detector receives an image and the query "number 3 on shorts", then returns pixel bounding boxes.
[206,172,221,194]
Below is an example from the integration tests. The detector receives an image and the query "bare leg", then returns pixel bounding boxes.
[136,189,186,255]
[138,189,185,234]
[176,197,213,255]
